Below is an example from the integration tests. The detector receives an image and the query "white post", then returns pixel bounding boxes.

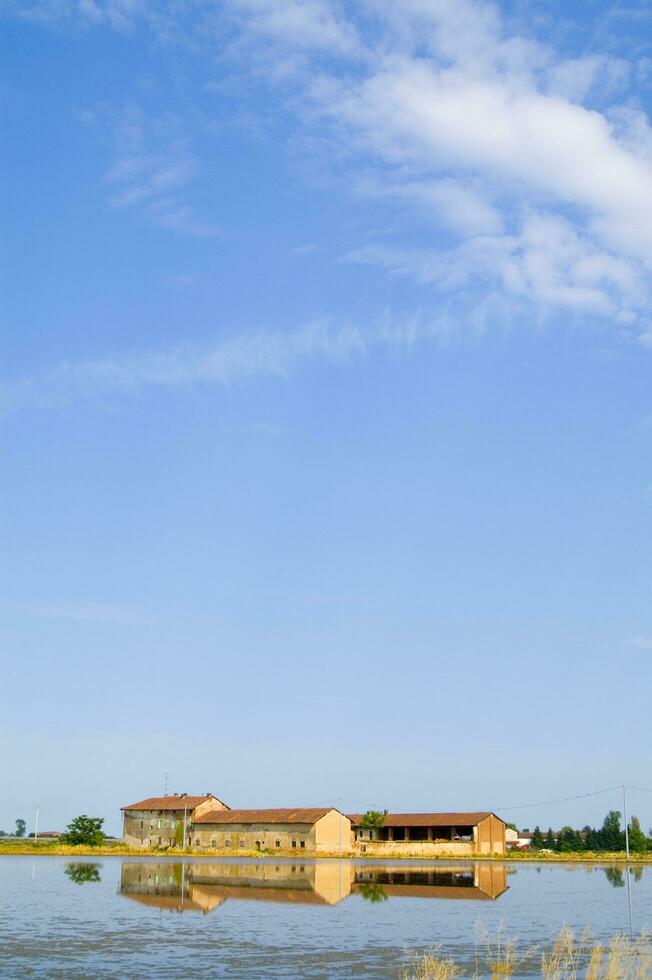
[34,806,39,844]
[338,798,342,856]
[623,785,630,860]
[183,805,188,850]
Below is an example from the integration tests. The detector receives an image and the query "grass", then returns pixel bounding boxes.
[402,927,652,979]
[1,839,651,863]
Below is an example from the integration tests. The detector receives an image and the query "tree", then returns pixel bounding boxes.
[531,826,545,850]
[600,811,624,852]
[544,827,556,850]
[61,815,105,846]
[360,811,386,831]
[628,816,649,854]
[15,819,26,838]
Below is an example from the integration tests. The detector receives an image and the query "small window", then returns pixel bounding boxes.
[210,838,217,848]
[239,840,246,849]
[225,839,231,848]
[157,820,162,829]
[140,820,143,829]
[158,837,162,845]
[291,840,297,848]
[275,840,281,848]
[300,841,305,849]
[170,819,176,829]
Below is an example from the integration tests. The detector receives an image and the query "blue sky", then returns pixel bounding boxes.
[2,0,652,836]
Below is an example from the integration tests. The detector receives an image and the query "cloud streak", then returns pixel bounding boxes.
[0,315,461,417]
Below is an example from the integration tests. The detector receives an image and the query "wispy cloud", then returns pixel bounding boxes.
[86,103,220,236]
[38,601,153,625]
[0,315,460,417]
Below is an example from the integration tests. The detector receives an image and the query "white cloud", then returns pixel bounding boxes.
[8,0,652,342]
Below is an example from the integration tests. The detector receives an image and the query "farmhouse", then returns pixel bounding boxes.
[349,811,506,855]
[191,807,351,854]
[121,793,229,847]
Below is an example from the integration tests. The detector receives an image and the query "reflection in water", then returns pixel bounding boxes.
[118,861,508,913]
[65,863,102,884]
[604,866,645,888]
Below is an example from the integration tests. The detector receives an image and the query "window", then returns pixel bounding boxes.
[157,820,162,829]
[158,837,162,846]
[170,819,176,829]
[291,840,297,848]
[300,841,305,849]
[140,821,143,830]
[239,840,246,849]
[210,838,217,848]
[275,840,281,848]
[225,839,231,848]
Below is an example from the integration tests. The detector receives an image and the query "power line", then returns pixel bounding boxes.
[495,784,623,811]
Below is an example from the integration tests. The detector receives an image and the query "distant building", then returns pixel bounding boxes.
[121,793,229,848]
[191,807,351,853]
[349,812,506,855]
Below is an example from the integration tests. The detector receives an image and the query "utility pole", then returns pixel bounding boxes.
[623,784,630,860]
[183,804,188,850]
[34,806,39,845]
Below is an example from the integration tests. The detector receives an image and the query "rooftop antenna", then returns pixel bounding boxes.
[164,772,168,797]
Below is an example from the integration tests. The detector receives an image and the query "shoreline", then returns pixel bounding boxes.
[1,842,651,863]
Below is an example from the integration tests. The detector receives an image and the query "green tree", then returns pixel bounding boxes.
[544,827,556,850]
[15,819,26,838]
[360,810,386,831]
[531,826,544,850]
[61,815,105,846]
[628,816,648,853]
[600,811,624,852]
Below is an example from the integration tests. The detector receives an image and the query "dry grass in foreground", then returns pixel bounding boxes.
[402,927,652,979]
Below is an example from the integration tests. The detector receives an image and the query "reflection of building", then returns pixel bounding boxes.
[119,861,352,912]
[191,807,351,854]
[352,863,508,900]
[349,812,506,855]
[121,794,229,847]
[118,861,507,913]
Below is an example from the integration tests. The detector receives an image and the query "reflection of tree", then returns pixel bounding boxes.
[65,863,101,884]
[358,883,388,903]
[604,867,624,888]
[631,867,643,883]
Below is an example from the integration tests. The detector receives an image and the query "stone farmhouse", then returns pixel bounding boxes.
[191,807,350,853]
[121,794,506,855]
[121,793,228,848]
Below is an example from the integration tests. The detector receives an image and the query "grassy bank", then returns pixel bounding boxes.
[1,840,652,862]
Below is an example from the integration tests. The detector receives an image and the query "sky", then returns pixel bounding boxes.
[1,0,652,838]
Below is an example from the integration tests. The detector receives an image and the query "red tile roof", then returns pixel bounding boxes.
[122,795,220,812]
[194,807,337,825]
[348,812,496,828]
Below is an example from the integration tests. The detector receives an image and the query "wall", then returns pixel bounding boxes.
[353,839,475,857]
[123,810,181,847]
[190,822,314,852]
[476,815,506,854]
[313,810,352,853]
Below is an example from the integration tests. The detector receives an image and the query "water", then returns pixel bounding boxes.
[0,857,648,977]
